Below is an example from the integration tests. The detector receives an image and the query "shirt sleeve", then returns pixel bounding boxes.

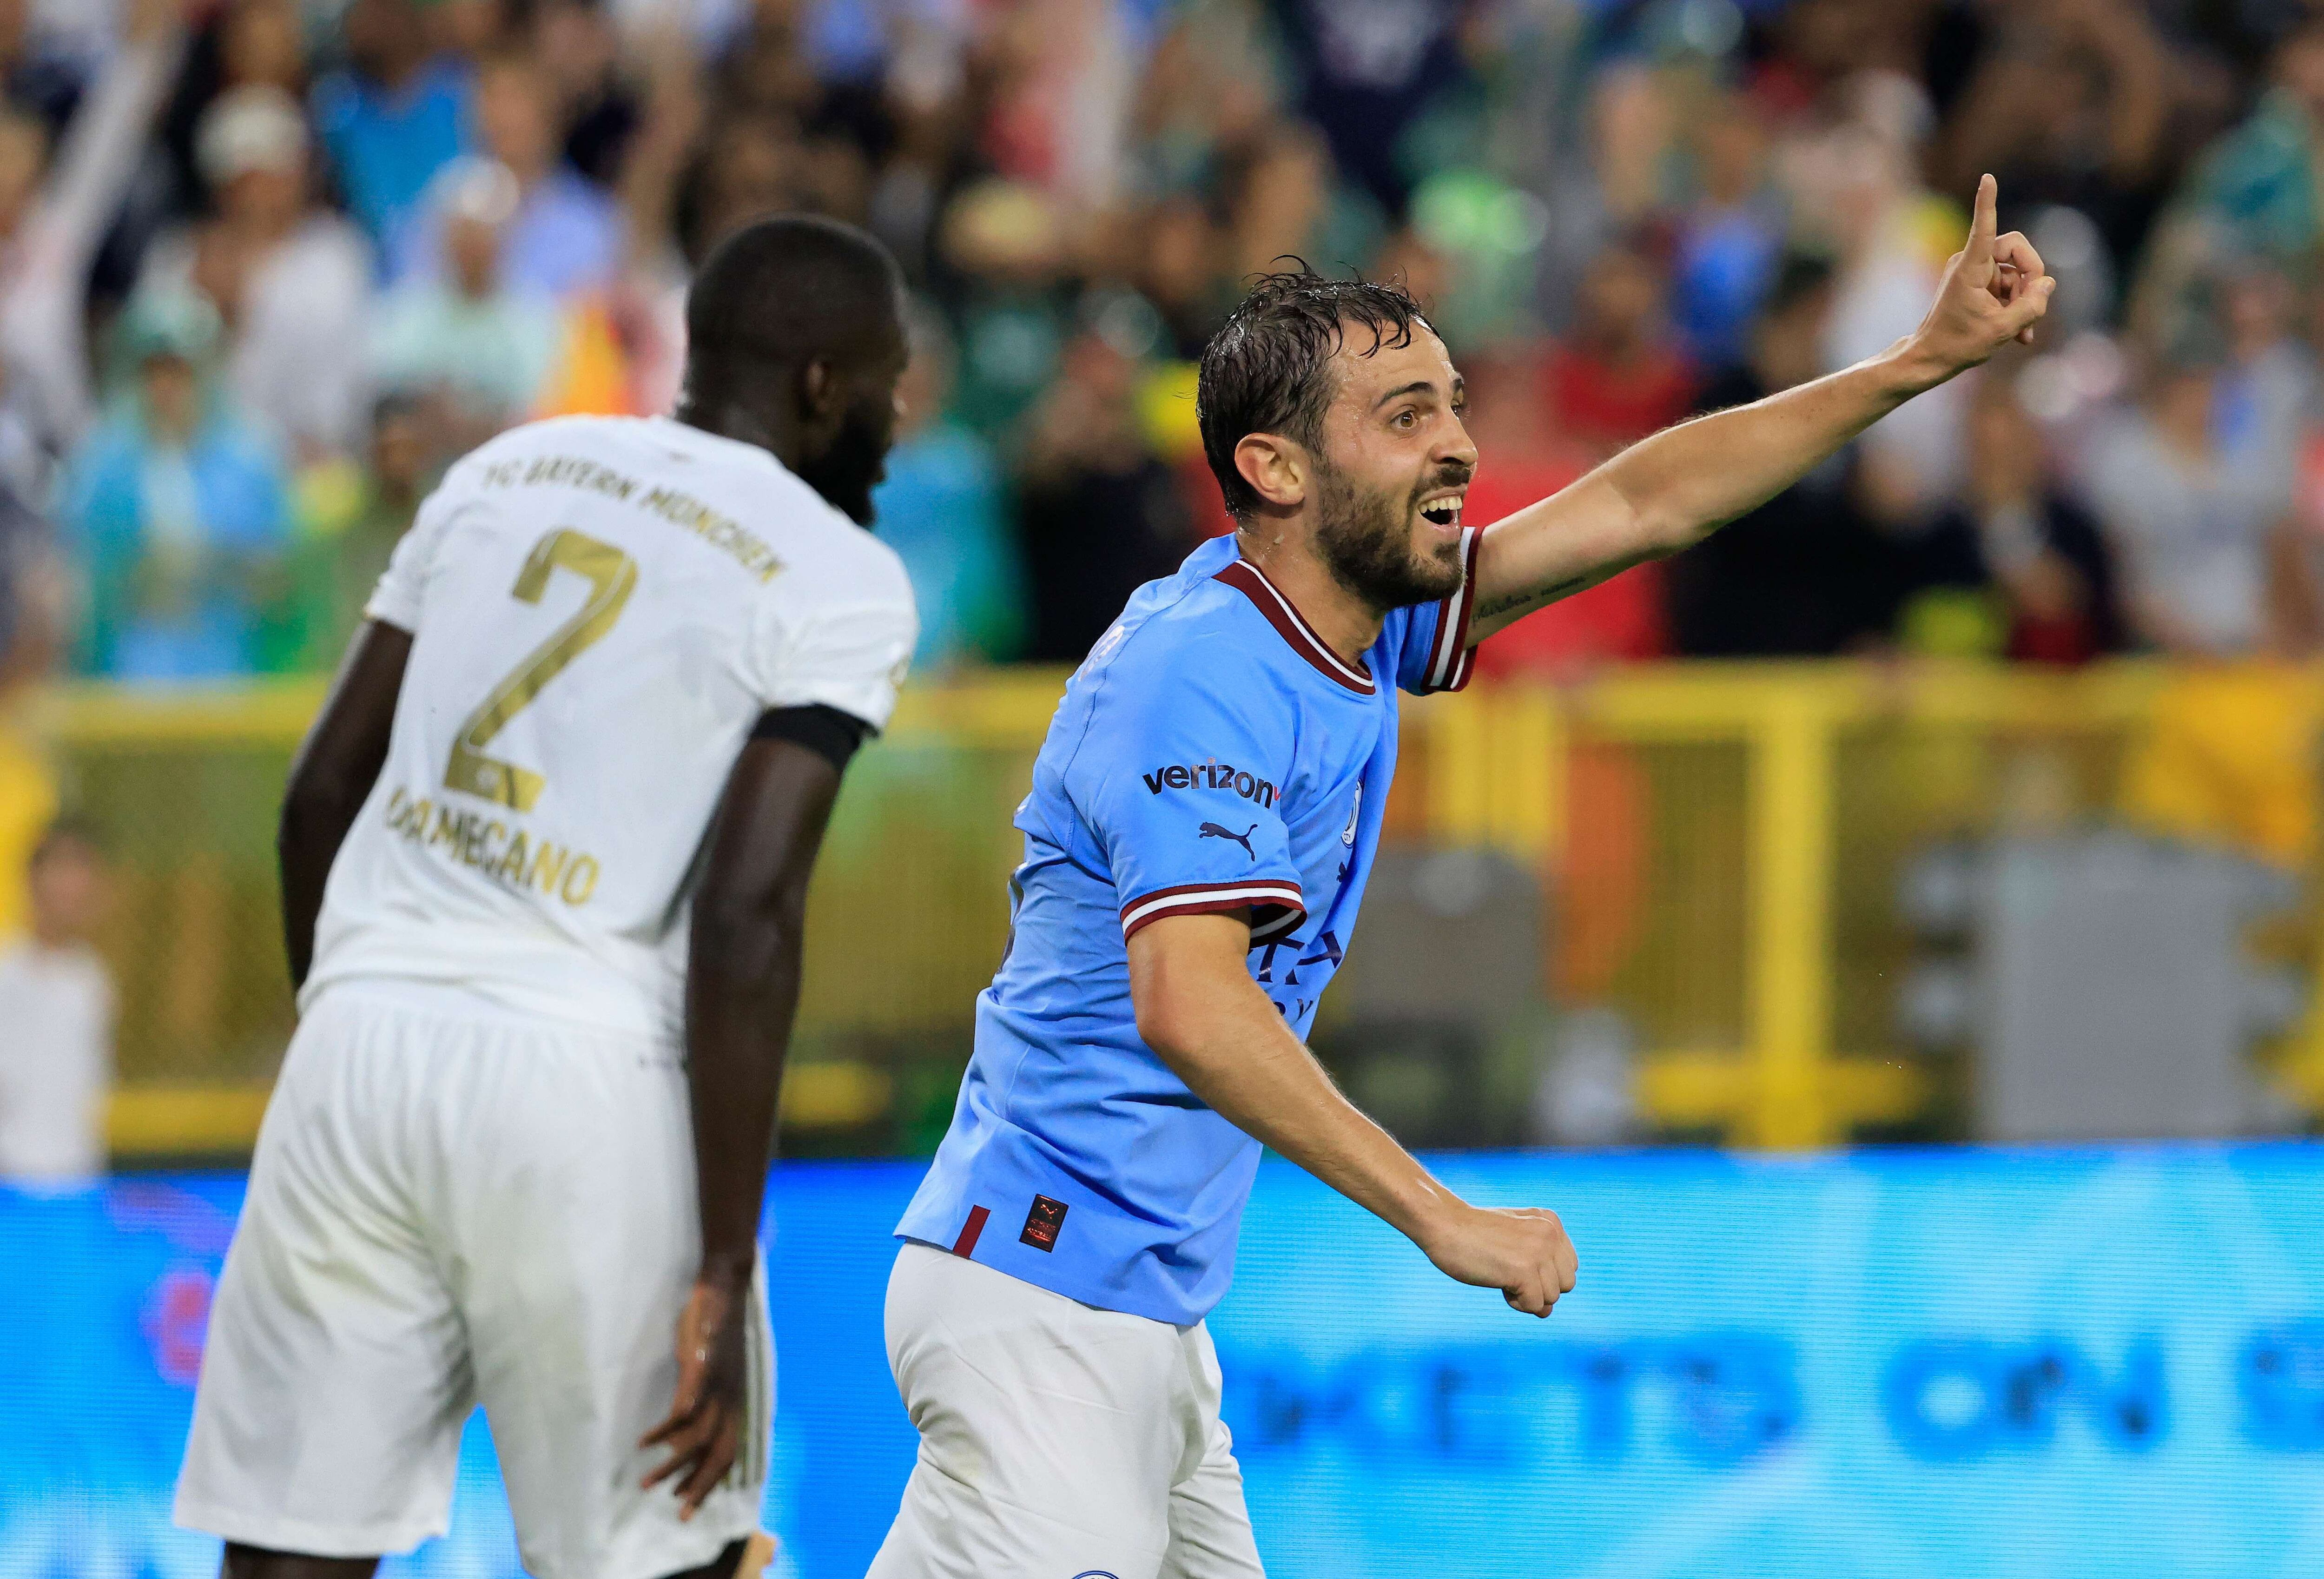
[751,552,918,730]
[1069,657,1307,945]
[1385,525,1483,694]
[362,477,465,633]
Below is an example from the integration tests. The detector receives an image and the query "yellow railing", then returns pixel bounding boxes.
[9,661,2316,1156]
[1406,662,2199,1146]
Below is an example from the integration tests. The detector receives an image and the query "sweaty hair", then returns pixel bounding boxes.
[1197,266,1428,521]
[682,214,904,407]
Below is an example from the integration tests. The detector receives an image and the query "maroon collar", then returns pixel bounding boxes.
[1213,556,1376,694]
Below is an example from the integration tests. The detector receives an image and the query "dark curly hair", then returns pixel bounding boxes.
[1196,265,1429,522]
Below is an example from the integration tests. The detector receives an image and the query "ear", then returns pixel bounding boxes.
[799,357,844,435]
[1233,432,1307,512]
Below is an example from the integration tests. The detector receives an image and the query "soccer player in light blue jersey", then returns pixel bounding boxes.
[873,178,2053,1577]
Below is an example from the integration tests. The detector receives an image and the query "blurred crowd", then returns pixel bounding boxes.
[20,0,2324,1172]
[2,0,2324,689]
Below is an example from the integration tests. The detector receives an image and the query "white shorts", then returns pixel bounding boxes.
[175,985,770,1579]
[868,1242,1265,1579]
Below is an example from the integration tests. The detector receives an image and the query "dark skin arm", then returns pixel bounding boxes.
[278,620,411,988]
[640,736,846,1517]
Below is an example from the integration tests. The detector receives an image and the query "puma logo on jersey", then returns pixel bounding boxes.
[1142,759,1278,808]
[1199,822,1257,859]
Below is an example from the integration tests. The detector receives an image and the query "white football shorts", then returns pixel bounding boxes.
[868,1242,1266,1579]
[175,984,770,1579]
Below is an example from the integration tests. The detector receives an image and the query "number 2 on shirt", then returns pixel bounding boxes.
[443,528,638,812]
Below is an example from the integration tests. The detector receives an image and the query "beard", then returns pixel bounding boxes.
[1311,453,1465,610]
[794,393,897,525]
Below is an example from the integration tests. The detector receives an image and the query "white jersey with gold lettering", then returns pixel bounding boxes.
[302,413,917,1040]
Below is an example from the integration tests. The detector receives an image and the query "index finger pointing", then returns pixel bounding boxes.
[1967,173,1997,270]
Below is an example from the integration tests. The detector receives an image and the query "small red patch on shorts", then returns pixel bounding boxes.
[951,1205,990,1257]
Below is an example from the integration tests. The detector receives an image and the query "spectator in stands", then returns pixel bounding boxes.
[2099,343,2324,872]
[0,517,52,955]
[1793,71,1968,524]
[1750,0,1891,116]
[1140,195,1229,361]
[0,473,57,694]
[2084,341,2311,657]
[939,178,1072,439]
[0,0,183,474]
[0,0,88,138]
[1273,0,1468,216]
[863,89,955,284]
[872,306,1023,669]
[1371,224,1455,341]
[1014,322,1191,664]
[0,819,113,1189]
[1216,122,1379,289]
[0,361,43,506]
[532,0,640,188]
[975,0,1136,212]
[2164,18,2324,274]
[430,0,506,64]
[711,0,828,126]
[1540,232,1698,457]
[283,389,442,672]
[1937,0,2177,282]
[217,0,308,99]
[567,26,702,421]
[148,0,313,266]
[683,111,804,260]
[53,290,290,680]
[2130,22,2324,367]
[391,49,620,297]
[370,159,560,448]
[2213,262,2318,486]
[1671,91,1783,370]
[310,0,471,261]
[139,86,371,462]
[1461,355,1652,673]
[1665,254,1890,656]
[1126,3,1274,202]
[1891,371,2125,663]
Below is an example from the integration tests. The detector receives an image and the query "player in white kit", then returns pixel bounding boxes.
[175,217,918,1579]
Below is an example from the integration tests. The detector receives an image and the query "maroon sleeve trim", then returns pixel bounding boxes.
[1119,879,1307,941]
[1423,527,1484,692]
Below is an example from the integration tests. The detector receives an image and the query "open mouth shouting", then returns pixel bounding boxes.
[1417,489,1466,533]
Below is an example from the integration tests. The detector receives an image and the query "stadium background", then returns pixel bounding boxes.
[8,0,2324,1572]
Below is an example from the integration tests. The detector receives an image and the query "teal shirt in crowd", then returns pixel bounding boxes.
[871,422,1025,667]
[2181,87,2323,264]
[54,399,290,680]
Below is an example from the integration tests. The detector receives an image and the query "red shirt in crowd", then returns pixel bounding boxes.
[1538,343,1699,458]
[1465,453,1670,674]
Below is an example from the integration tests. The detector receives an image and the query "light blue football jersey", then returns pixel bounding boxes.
[893,529,1481,1324]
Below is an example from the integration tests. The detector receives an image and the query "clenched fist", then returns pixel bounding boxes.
[1417,1201,1579,1318]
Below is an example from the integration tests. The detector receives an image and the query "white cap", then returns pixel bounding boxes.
[429,155,523,228]
[197,85,308,186]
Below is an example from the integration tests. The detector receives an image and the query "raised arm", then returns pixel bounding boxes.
[641,727,851,1517]
[1467,175,2056,641]
[42,0,186,280]
[278,619,410,988]
[1129,912,1578,1315]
